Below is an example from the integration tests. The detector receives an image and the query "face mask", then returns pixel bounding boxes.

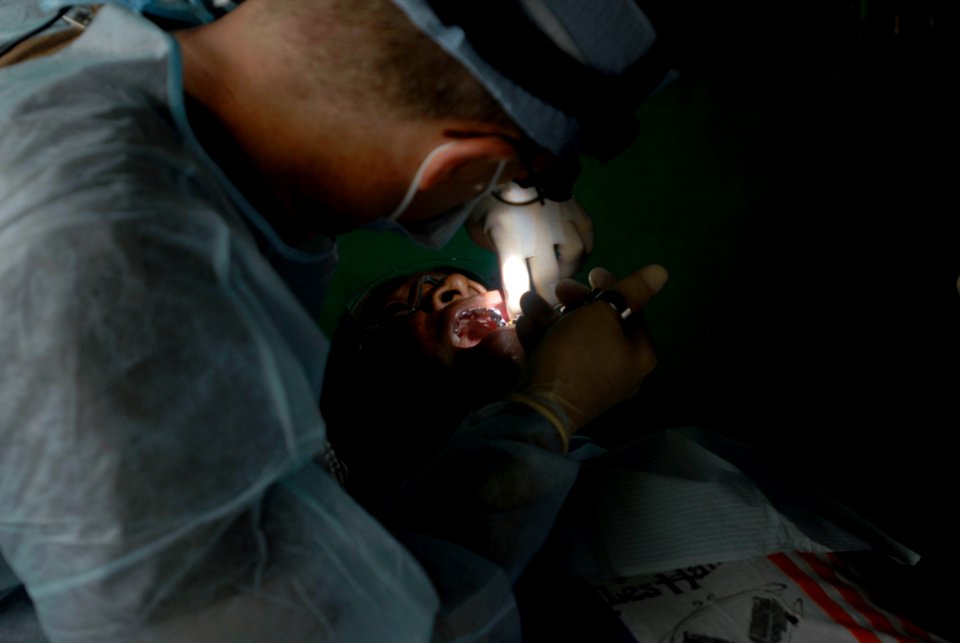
[366,142,507,250]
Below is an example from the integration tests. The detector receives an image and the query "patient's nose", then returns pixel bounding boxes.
[427,273,486,311]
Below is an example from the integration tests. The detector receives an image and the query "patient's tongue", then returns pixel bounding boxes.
[455,309,504,344]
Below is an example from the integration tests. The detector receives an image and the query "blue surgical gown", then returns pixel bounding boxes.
[0,4,577,641]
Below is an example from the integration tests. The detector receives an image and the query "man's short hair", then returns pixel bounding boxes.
[284,0,515,128]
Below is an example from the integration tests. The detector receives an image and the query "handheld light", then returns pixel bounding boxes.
[486,184,542,319]
[472,183,592,321]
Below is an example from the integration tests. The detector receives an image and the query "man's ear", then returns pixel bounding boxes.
[417,136,517,190]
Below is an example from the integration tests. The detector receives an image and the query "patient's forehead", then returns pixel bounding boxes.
[354,267,492,319]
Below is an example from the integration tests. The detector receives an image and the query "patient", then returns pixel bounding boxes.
[321,264,527,507]
[321,263,948,643]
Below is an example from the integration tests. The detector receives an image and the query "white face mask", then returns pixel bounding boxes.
[366,142,507,250]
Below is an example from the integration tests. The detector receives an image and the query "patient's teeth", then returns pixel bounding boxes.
[454,307,506,345]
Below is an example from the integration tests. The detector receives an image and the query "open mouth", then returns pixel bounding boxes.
[452,307,507,348]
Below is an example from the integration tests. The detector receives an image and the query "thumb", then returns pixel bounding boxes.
[615,264,669,314]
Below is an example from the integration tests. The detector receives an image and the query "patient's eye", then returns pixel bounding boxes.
[379,274,444,320]
[381,301,411,318]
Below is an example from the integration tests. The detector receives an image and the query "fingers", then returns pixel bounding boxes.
[554,278,589,308]
[555,219,587,279]
[558,198,594,256]
[583,265,668,315]
[567,265,666,336]
[516,290,558,355]
[614,264,669,313]
[556,265,668,320]
[466,227,497,252]
[464,197,498,252]
[514,263,667,434]
[587,267,617,290]
[519,289,556,320]
[513,314,538,356]
[527,251,561,306]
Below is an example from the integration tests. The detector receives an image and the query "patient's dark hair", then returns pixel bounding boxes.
[322,262,526,508]
[320,284,480,511]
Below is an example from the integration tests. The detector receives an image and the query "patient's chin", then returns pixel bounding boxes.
[478,326,525,366]
[455,327,524,393]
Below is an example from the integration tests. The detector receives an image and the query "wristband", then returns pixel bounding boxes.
[506,392,572,454]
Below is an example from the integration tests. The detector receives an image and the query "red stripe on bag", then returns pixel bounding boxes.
[825,553,938,642]
[768,553,882,643]
[799,553,910,643]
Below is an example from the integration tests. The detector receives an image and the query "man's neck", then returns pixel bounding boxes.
[182,94,321,247]
[171,7,467,239]
[173,20,366,244]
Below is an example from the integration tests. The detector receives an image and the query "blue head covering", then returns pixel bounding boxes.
[390,0,672,160]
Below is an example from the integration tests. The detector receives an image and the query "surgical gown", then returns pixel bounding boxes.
[0,4,577,641]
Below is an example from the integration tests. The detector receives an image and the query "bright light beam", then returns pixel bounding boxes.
[500,253,530,321]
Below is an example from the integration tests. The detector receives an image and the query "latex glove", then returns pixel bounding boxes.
[512,266,618,356]
[511,265,668,441]
[466,185,593,318]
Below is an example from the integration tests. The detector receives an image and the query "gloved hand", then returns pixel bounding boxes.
[509,265,668,442]
[466,184,594,317]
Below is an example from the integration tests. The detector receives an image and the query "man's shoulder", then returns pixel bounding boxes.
[0,54,234,255]
[0,62,234,317]
[1,55,180,173]
[0,0,62,50]
[0,4,181,178]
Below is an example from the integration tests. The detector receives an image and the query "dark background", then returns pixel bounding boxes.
[323,1,953,635]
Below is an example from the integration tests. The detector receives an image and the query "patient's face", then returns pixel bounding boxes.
[356,268,525,387]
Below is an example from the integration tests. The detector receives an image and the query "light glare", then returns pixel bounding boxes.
[500,254,529,320]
